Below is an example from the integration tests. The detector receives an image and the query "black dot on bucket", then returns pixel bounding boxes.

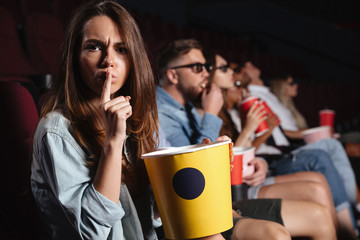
[172,167,205,200]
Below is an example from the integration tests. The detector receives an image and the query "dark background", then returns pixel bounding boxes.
[1,0,360,130]
[123,0,360,131]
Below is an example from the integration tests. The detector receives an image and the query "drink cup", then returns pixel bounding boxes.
[239,96,259,113]
[241,147,256,178]
[319,109,335,127]
[142,141,233,239]
[258,99,274,117]
[230,147,255,202]
[302,126,332,144]
[240,97,269,136]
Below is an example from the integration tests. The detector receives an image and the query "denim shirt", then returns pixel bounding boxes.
[156,86,223,147]
[31,111,157,240]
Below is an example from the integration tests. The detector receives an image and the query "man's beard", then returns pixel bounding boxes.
[178,83,202,104]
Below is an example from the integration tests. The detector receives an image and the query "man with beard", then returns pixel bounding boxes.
[156,39,224,147]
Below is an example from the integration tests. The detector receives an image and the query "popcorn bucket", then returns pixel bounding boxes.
[302,126,332,144]
[142,141,233,239]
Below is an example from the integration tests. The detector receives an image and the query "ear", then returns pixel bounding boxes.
[166,68,178,85]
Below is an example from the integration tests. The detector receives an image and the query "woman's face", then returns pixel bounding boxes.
[284,76,298,98]
[79,15,130,98]
[226,85,243,106]
[211,55,234,89]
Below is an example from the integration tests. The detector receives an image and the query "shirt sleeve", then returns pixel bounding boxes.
[40,132,125,239]
[197,113,223,142]
[158,112,192,147]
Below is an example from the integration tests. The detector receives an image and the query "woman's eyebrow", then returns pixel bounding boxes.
[84,39,103,45]
[115,42,126,46]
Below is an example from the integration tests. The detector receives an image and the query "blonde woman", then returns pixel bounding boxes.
[270,75,308,130]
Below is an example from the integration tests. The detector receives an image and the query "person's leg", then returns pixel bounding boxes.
[281,200,337,240]
[259,171,358,238]
[294,138,358,205]
[270,149,350,212]
[232,218,290,240]
[269,150,359,236]
[257,173,337,229]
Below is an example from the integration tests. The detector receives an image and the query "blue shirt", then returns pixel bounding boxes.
[156,86,223,147]
[31,111,158,240]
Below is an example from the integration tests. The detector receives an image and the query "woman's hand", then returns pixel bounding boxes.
[266,114,280,132]
[94,70,131,203]
[100,70,132,146]
[201,136,234,170]
[244,103,267,133]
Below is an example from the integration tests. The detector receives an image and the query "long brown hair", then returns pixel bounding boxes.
[41,0,158,195]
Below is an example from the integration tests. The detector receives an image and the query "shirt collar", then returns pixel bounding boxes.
[156,86,187,110]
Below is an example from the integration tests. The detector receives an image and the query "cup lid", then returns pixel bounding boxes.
[141,140,231,159]
[240,96,259,105]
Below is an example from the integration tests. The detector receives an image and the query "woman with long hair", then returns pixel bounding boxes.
[31,1,159,239]
[270,75,308,130]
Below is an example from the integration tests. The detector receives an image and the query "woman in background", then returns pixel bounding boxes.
[270,75,308,130]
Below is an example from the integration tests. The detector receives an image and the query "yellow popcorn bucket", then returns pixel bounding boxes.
[142,141,233,239]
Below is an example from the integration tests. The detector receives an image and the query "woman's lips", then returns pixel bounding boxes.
[97,73,117,83]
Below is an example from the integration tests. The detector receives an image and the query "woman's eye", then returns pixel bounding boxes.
[117,47,128,54]
[85,44,101,51]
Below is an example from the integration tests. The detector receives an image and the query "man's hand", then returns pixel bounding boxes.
[202,83,223,116]
[242,157,268,186]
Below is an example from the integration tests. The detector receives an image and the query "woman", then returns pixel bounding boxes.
[30,1,160,239]
[270,75,308,130]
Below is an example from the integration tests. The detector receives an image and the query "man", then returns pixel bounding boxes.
[156,39,223,146]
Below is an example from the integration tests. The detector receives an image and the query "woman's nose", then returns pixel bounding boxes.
[101,50,115,68]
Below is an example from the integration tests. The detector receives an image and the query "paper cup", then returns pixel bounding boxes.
[319,109,335,127]
[230,147,255,202]
[239,96,259,113]
[233,147,255,179]
[302,126,332,144]
[240,97,269,136]
[231,150,243,186]
[142,141,233,239]
[259,99,274,117]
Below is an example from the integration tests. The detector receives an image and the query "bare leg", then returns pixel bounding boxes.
[258,172,337,228]
[232,218,291,240]
[281,200,336,240]
[270,171,357,238]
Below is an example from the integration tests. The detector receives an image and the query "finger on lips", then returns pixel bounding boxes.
[101,70,112,104]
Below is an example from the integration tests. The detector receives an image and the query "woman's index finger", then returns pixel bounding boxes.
[101,70,112,103]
